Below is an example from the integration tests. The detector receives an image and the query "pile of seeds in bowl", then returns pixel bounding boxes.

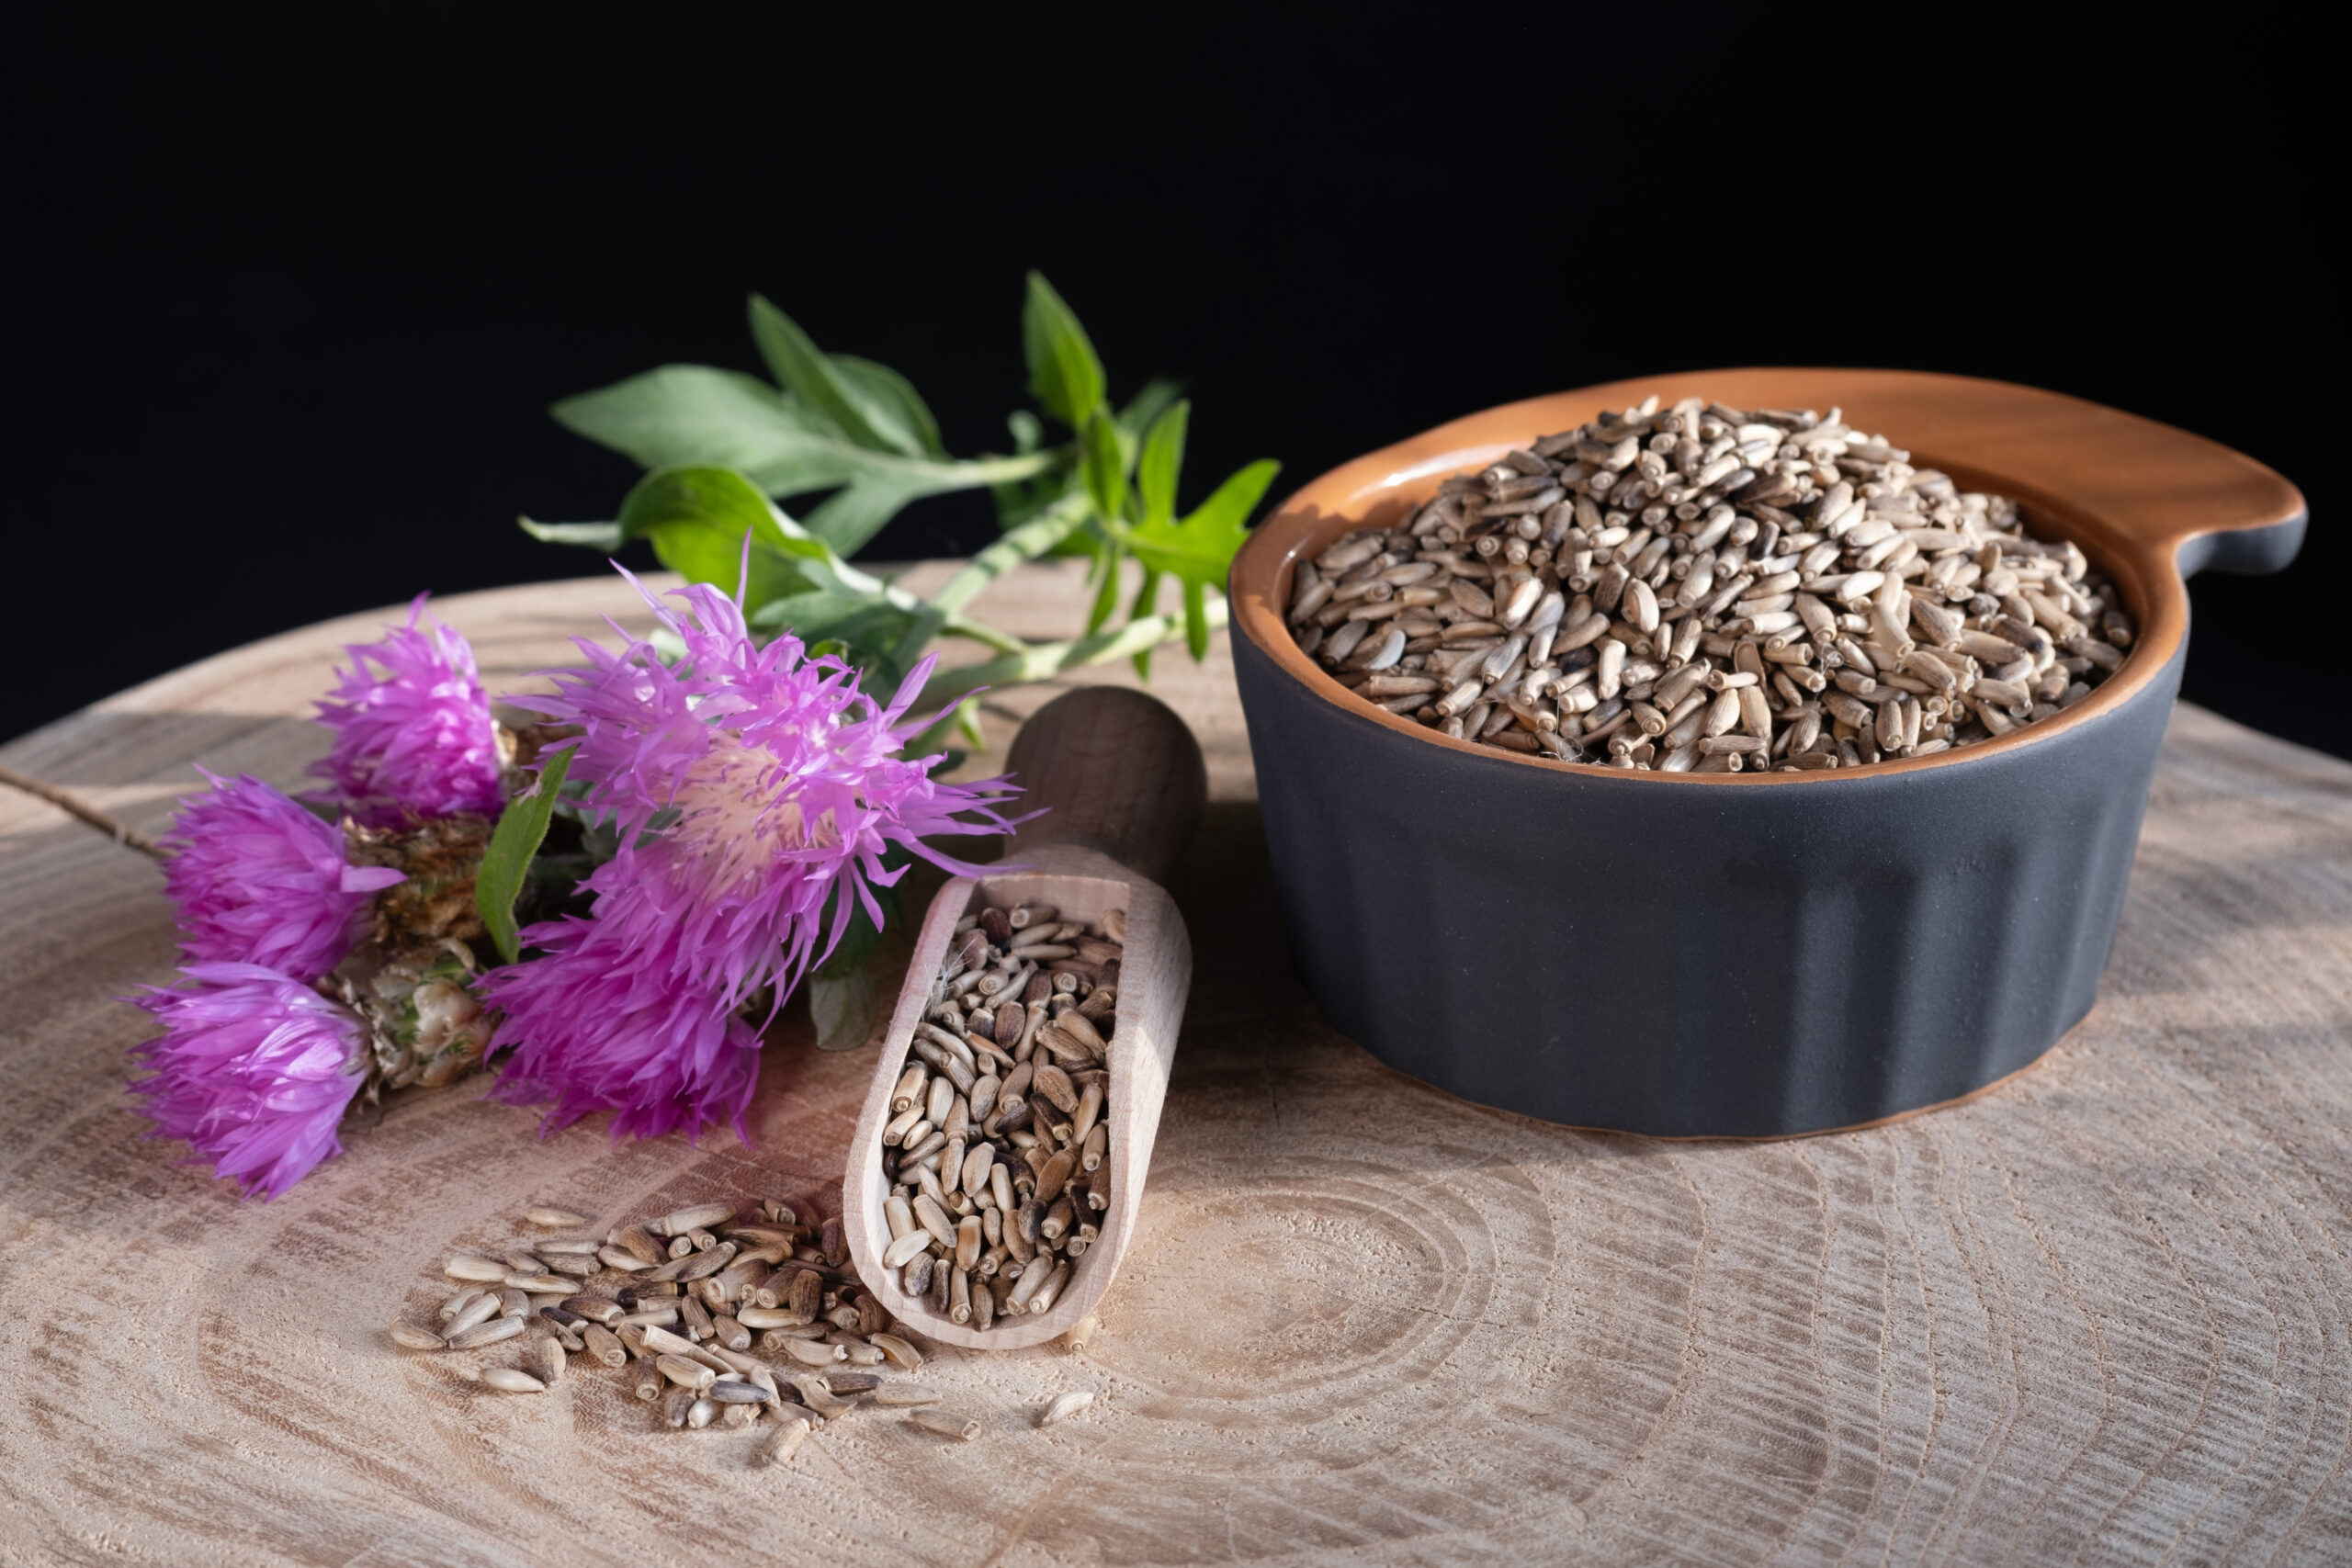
[1287,395,2137,770]
[390,1199,1102,1464]
[874,898,1120,1331]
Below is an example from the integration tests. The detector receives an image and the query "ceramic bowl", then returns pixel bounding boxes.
[1227,369,2305,1135]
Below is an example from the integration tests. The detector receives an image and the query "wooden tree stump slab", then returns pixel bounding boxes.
[1,565,2347,1566]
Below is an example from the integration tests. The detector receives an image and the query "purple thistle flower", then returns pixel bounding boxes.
[481,570,1022,1140]
[129,963,368,1200]
[161,770,407,980]
[311,594,505,827]
[480,917,763,1141]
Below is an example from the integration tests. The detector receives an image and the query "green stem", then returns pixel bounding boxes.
[921,594,1229,710]
[953,449,1067,487]
[890,490,1094,669]
[927,491,1091,616]
[938,615,1029,657]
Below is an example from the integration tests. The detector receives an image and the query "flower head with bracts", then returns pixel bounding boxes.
[311,593,506,828]
[130,598,519,1199]
[481,564,1023,1142]
[129,963,371,1200]
[160,769,408,979]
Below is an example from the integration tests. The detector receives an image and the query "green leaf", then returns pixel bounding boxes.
[1080,408,1127,522]
[647,522,814,607]
[1129,566,1164,678]
[1119,457,1282,591]
[606,468,936,678]
[517,517,624,550]
[1116,377,1185,442]
[813,873,897,983]
[552,365,1055,557]
[1183,578,1211,660]
[748,294,926,457]
[799,472,941,557]
[831,355,944,456]
[752,594,917,691]
[1136,400,1189,529]
[808,967,879,1053]
[617,465,793,551]
[610,467,809,607]
[553,366,848,486]
[1022,271,1105,429]
[1086,537,1124,636]
[476,745,575,966]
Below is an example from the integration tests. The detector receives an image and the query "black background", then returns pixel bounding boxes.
[6,9,2330,750]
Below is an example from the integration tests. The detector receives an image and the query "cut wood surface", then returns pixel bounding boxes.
[1,561,2348,1566]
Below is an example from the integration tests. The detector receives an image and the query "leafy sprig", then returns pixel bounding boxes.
[523,271,1280,734]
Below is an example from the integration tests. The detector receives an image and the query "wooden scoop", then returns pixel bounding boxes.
[842,686,1204,1348]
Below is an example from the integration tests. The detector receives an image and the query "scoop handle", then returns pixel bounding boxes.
[1004,687,1205,885]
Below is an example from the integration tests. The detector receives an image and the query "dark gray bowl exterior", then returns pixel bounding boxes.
[1232,628,2185,1137]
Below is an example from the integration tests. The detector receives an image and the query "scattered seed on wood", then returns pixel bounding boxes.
[653,1203,736,1237]
[908,1409,982,1441]
[662,1386,695,1427]
[873,1382,942,1407]
[447,1316,526,1350]
[446,1293,500,1336]
[1039,1391,1093,1427]
[479,1367,545,1393]
[760,1417,812,1467]
[706,1378,767,1404]
[657,1354,715,1391]
[794,1374,856,1417]
[401,1199,1046,1468]
[870,1333,923,1371]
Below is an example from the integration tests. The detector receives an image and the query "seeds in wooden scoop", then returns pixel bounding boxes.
[877,901,1122,1333]
[1290,395,2137,770]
